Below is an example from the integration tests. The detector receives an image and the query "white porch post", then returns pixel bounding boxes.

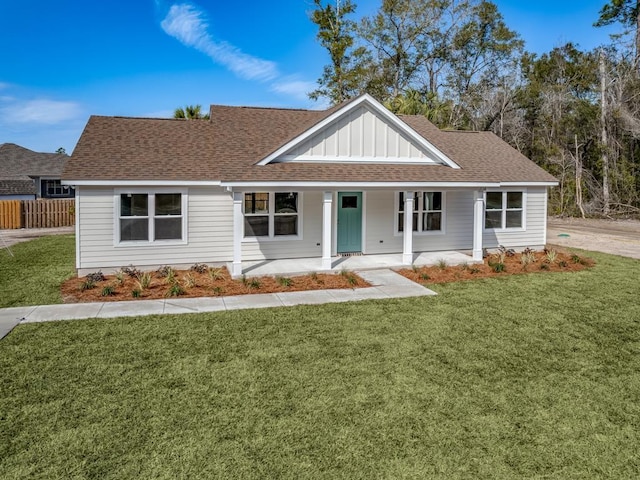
[322,191,333,270]
[232,191,243,277]
[402,191,414,265]
[473,190,484,261]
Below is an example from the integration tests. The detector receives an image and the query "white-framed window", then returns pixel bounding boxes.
[115,189,187,244]
[397,191,444,234]
[41,179,74,198]
[243,191,300,239]
[484,191,525,229]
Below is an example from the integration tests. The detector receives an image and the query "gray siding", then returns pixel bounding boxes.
[241,191,323,261]
[77,186,233,272]
[76,186,549,273]
[482,187,547,249]
[364,190,475,254]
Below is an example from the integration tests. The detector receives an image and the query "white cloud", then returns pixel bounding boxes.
[1,99,83,125]
[161,3,278,81]
[270,79,317,101]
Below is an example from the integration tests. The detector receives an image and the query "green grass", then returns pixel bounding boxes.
[0,235,75,307]
[1,250,640,478]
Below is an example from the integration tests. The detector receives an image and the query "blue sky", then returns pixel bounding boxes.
[0,0,620,153]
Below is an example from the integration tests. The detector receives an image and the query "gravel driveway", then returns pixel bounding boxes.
[548,217,640,259]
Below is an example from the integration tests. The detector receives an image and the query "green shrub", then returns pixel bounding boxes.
[101,285,116,296]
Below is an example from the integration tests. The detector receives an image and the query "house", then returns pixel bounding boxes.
[63,94,557,276]
[0,143,74,200]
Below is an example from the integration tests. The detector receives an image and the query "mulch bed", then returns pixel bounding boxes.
[61,265,370,303]
[398,248,594,285]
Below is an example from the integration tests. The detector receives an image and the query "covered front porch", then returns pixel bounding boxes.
[230,250,476,278]
[229,188,486,277]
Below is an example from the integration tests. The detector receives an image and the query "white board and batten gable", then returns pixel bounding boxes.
[258,94,460,169]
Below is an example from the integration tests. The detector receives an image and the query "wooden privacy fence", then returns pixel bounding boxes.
[0,200,21,229]
[0,199,75,229]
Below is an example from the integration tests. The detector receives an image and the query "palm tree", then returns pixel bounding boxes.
[173,104,210,120]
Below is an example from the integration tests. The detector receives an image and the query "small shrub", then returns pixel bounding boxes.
[208,267,224,281]
[101,284,116,296]
[212,286,224,296]
[183,273,197,289]
[498,245,515,257]
[164,269,176,284]
[115,271,126,286]
[520,251,536,269]
[248,278,261,290]
[86,271,105,283]
[436,259,448,270]
[137,272,152,290]
[420,272,430,281]
[346,274,358,286]
[277,276,292,287]
[131,289,141,298]
[571,254,582,264]
[545,249,558,263]
[310,272,319,281]
[460,262,469,271]
[469,267,481,274]
[411,265,419,273]
[156,265,175,279]
[489,261,505,273]
[340,269,351,277]
[166,283,184,297]
[540,262,550,271]
[80,279,95,291]
[558,260,568,268]
[121,265,141,278]
[190,263,208,274]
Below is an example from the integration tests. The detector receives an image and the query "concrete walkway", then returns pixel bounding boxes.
[0,269,435,340]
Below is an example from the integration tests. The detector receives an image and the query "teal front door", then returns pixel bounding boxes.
[337,192,362,254]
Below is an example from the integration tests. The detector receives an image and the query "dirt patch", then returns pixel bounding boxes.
[548,217,640,259]
[61,266,370,303]
[398,248,593,285]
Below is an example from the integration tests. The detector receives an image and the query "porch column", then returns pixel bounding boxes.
[232,191,243,277]
[472,190,484,261]
[403,191,414,265]
[322,191,333,270]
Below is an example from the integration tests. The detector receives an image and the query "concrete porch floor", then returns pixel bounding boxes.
[232,251,476,277]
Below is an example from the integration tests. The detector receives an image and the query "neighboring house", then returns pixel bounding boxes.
[63,94,557,275]
[0,143,74,200]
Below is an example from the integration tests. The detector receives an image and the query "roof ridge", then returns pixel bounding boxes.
[209,104,322,113]
[90,115,193,122]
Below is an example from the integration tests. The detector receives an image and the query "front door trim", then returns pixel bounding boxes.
[337,191,364,254]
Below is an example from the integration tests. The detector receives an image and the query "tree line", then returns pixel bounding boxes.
[309,0,640,217]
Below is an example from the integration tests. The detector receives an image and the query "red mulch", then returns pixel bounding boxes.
[398,248,594,285]
[61,266,370,303]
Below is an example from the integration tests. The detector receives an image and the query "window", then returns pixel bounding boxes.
[41,179,74,198]
[398,191,444,233]
[485,191,524,229]
[117,191,185,243]
[244,192,299,238]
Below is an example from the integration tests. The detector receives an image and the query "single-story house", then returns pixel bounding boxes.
[63,94,557,276]
[0,143,74,200]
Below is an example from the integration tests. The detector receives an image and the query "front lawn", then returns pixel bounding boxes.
[1,250,639,478]
[0,234,75,308]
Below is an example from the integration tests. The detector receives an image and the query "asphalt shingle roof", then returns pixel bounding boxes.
[64,100,557,185]
[0,143,69,195]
